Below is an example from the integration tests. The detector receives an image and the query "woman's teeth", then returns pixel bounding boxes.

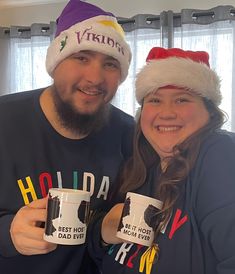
[157,126,180,132]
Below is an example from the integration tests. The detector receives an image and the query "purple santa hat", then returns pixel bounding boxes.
[46,0,132,82]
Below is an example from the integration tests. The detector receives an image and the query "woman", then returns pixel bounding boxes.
[89,47,235,274]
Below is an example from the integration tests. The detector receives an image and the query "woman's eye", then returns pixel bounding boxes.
[146,97,160,104]
[176,97,189,103]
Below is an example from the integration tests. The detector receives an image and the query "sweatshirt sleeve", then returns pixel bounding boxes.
[0,214,19,257]
[87,211,109,269]
[194,133,235,273]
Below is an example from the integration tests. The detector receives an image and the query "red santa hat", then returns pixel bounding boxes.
[135,47,221,105]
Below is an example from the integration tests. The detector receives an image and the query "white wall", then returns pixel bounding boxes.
[89,0,235,17]
[0,0,235,26]
[0,3,66,27]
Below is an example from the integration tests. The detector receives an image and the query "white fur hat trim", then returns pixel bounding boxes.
[46,15,132,83]
[135,57,221,105]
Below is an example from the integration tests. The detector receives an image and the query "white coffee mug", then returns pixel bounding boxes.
[116,192,162,246]
[44,188,90,245]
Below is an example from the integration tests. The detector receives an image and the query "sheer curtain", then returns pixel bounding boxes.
[113,27,161,115]
[113,6,235,131]
[0,23,55,94]
[0,6,235,131]
[173,6,235,131]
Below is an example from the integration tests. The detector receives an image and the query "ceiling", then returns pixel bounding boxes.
[0,0,67,9]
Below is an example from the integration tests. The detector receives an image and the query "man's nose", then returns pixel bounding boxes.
[83,61,105,85]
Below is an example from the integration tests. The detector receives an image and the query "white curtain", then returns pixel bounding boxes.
[10,34,52,92]
[113,6,235,131]
[173,6,235,131]
[0,23,54,94]
[113,28,161,116]
[0,6,235,131]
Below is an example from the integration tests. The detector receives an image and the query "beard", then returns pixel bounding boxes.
[51,86,110,136]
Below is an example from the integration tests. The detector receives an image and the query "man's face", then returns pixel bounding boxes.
[50,50,122,135]
[52,50,121,115]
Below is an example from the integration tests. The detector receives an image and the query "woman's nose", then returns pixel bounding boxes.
[158,103,177,119]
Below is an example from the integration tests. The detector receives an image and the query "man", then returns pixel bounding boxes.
[0,0,134,273]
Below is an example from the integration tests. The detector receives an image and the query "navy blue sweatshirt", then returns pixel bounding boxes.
[90,131,235,274]
[0,88,134,274]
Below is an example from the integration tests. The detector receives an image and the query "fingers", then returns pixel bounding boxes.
[27,196,48,209]
[17,203,47,225]
[11,227,57,255]
[10,197,57,256]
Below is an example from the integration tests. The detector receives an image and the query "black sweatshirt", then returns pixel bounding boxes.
[90,131,235,274]
[0,88,134,274]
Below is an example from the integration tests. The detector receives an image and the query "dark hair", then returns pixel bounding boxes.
[119,98,226,233]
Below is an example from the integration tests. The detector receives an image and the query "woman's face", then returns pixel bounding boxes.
[140,87,210,159]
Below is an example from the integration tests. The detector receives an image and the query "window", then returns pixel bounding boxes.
[10,36,52,92]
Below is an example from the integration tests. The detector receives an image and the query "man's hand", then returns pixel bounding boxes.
[10,197,57,255]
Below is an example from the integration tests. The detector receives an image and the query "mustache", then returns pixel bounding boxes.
[75,85,106,95]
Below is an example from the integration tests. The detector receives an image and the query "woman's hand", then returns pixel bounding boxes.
[101,203,125,245]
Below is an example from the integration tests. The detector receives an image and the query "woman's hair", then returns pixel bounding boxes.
[119,98,226,233]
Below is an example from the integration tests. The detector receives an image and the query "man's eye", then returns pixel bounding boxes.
[104,61,120,70]
[76,56,87,62]
[71,54,89,62]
